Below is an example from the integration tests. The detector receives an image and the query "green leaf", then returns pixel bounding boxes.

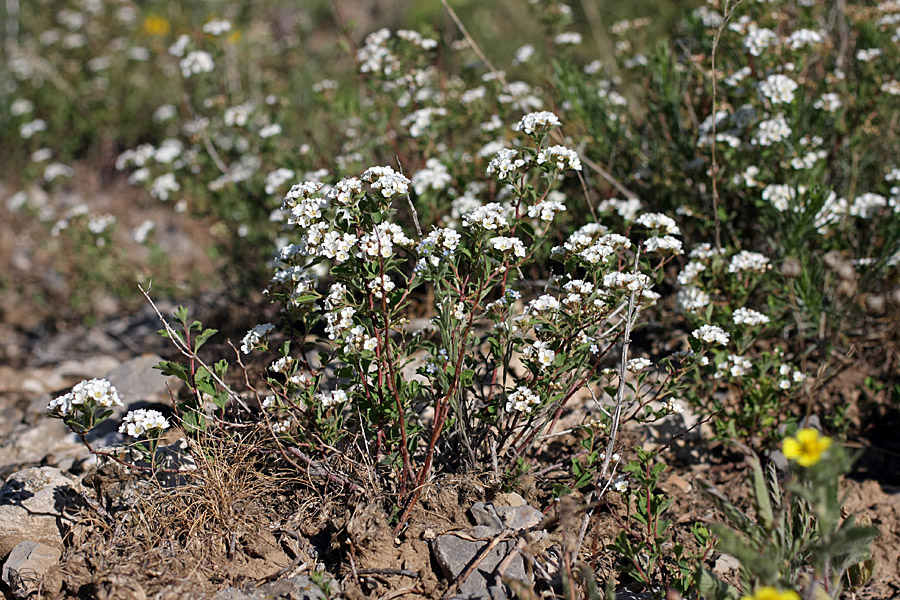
[695,567,738,600]
[155,360,189,384]
[194,366,217,397]
[749,454,774,529]
[193,327,218,352]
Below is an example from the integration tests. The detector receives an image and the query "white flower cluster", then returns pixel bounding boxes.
[411,159,452,195]
[319,231,358,263]
[677,261,706,286]
[48,378,123,417]
[715,354,753,378]
[536,146,582,171]
[416,227,461,269]
[663,398,684,415]
[463,203,510,230]
[345,325,379,353]
[753,114,791,146]
[561,282,596,310]
[327,177,363,206]
[643,235,683,255]
[603,271,652,292]
[850,193,887,218]
[486,148,527,180]
[119,409,169,438]
[202,19,232,36]
[786,28,823,49]
[778,364,806,390]
[317,389,348,408]
[149,173,180,201]
[401,107,448,138]
[362,166,411,199]
[179,51,215,78]
[359,222,412,258]
[728,251,771,274]
[635,212,680,235]
[241,323,275,354]
[368,274,396,299]
[743,25,778,56]
[577,233,631,265]
[677,287,710,312]
[490,236,527,258]
[505,386,541,414]
[325,306,356,340]
[762,184,796,212]
[599,197,643,221]
[554,31,583,45]
[514,111,561,135]
[813,93,842,112]
[523,340,556,368]
[733,307,770,326]
[265,168,296,195]
[626,358,652,373]
[759,74,798,104]
[527,195,567,221]
[692,324,730,345]
[524,294,561,315]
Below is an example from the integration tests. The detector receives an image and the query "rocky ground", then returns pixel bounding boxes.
[0,307,897,600]
[0,178,898,599]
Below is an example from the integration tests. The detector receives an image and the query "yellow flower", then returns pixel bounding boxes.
[143,15,171,37]
[227,30,242,44]
[741,586,801,600]
[782,428,832,467]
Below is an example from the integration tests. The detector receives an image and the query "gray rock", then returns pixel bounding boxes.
[214,575,336,600]
[104,354,174,409]
[52,355,122,382]
[471,499,543,531]
[2,540,61,598]
[470,503,503,529]
[0,420,90,479]
[0,466,87,559]
[432,525,528,597]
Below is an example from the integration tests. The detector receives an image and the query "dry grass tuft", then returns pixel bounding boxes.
[60,428,316,599]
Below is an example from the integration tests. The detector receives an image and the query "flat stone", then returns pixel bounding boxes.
[0,466,87,558]
[471,500,543,531]
[2,540,62,598]
[0,420,89,479]
[432,525,528,597]
[104,354,174,409]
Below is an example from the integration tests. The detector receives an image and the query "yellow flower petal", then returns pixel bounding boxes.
[782,437,801,460]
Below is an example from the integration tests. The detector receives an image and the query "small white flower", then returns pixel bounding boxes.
[241,323,275,354]
[119,409,169,438]
[643,235,683,254]
[486,148,527,180]
[536,145,582,171]
[626,358,652,373]
[635,213,680,235]
[758,74,798,104]
[728,251,770,274]
[505,386,541,414]
[202,19,232,36]
[179,50,215,77]
[490,236,527,258]
[513,111,561,135]
[733,307,770,326]
[692,325,730,345]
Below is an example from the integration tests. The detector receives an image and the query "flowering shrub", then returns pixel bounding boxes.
[21,0,896,597]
